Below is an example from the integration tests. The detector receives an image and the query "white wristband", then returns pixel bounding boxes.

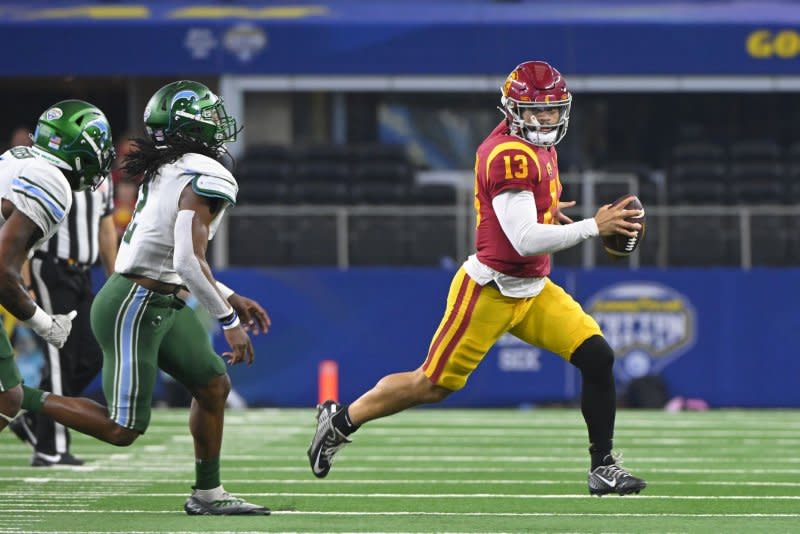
[219,309,241,330]
[23,306,52,333]
[216,281,235,300]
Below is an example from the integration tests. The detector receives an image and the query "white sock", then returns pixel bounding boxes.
[193,485,226,501]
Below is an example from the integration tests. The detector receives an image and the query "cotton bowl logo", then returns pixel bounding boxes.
[224,23,267,62]
[45,107,63,120]
[587,282,695,382]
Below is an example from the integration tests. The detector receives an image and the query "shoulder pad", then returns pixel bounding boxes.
[9,160,72,232]
[178,153,238,206]
[178,153,234,179]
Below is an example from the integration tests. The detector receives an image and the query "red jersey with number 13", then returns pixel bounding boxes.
[473,120,562,278]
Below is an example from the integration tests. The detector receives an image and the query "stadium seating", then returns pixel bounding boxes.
[667,162,728,205]
[232,143,460,265]
[670,141,725,163]
[237,143,453,206]
[668,215,737,266]
[348,216,410,265]
[729,139,782,162]
[350,161,414,204]
[292,161,351,204]
[237,159,293,205]
[231,139,800,267]
[728,140,784,205]
[405,216,458,266]
[729,162,784,204]
[228,215,293,266]
[287,216,339,265]
[750,215,790,266]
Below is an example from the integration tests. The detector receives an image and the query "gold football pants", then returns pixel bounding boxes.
[422,267,602,390]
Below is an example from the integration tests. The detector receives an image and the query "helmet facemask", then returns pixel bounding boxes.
[174,98,238,147]
[71,116,115,191]
[502,96,571,147]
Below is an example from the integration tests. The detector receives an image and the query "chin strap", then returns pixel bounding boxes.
[525,129,558,146]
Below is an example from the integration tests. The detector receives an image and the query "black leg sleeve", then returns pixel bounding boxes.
[570,335,616,468]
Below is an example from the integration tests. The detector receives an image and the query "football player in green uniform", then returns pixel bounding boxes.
[0,101,113,429]
[18,81,272,516]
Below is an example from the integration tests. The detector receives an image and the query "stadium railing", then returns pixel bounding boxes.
[211,171,800,269]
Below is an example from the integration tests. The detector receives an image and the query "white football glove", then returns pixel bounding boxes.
[27,310,77,349]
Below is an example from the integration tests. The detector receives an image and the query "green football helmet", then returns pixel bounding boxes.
[143,80,238,148]
[30,100,115,191]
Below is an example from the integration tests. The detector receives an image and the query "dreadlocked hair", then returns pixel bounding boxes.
[122,135,233,186]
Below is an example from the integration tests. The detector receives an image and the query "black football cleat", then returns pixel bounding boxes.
[307,400,351,478]
[31,451,85,467]
[9,413,36,448]
[588,454,647,496]
[184,489,270,515]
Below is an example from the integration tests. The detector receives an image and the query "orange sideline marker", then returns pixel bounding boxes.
[318,359,339,404]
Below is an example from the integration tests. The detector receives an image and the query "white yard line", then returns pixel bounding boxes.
[0,509,798,518]
[3,478,800,487]
[1,491,799,500]
[3,465,800,474]
[3,453,792,464]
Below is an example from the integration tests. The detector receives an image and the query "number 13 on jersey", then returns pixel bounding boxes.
[503,154,528,179]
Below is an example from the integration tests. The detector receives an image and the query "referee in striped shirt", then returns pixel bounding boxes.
[11,174,117,466]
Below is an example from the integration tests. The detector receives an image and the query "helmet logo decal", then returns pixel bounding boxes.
[48,135,62,150]
[86,117,110,137]
[143,105,152,121]
[502,71,518,97]
[171,90,199,109]
[45,108,63,120]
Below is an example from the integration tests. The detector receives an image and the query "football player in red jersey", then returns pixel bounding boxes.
[308,61,646,496]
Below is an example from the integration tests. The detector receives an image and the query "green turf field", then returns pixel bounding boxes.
[0,408,798,533]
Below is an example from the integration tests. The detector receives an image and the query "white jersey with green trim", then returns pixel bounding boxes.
[0,146,73,252]
[115,153,238,285]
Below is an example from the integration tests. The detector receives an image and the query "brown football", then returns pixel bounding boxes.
[601,195,646,257]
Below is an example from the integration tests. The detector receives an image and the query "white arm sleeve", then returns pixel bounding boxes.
[173,210,233,319]
[492,190,599,256]
[216,281,235,299]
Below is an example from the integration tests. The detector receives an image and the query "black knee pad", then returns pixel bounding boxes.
[570,335,614,379]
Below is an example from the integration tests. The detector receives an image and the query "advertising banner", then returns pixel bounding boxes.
[144,267,800,408]
[1,2,798,76]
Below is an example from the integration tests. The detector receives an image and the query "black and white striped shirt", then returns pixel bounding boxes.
[38,178,114,267]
